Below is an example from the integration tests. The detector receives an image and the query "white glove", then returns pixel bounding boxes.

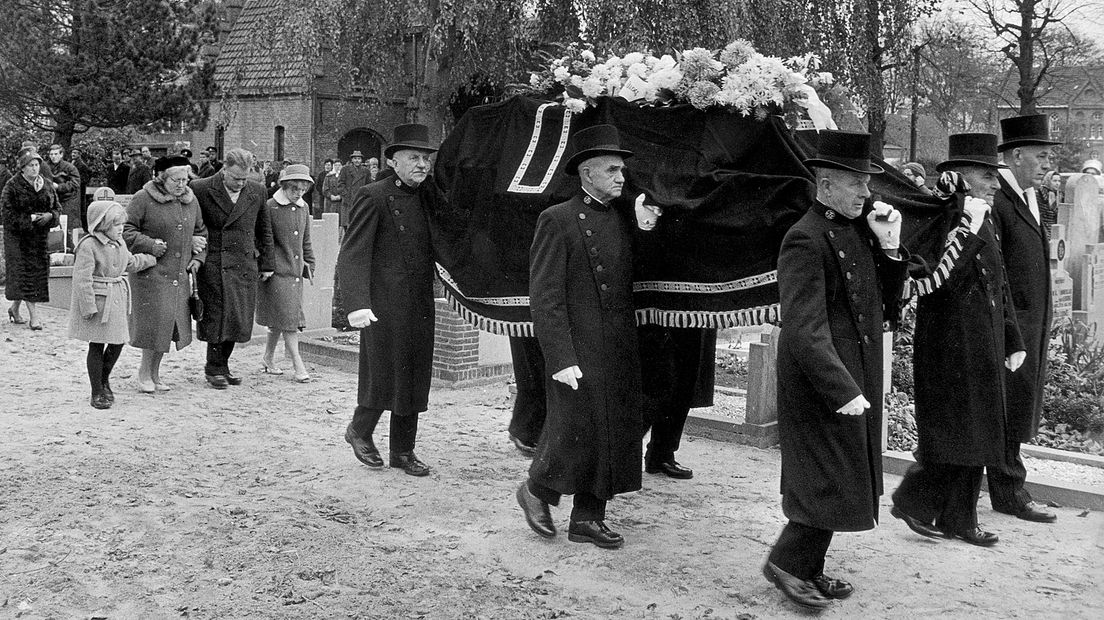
[634,193,662,231]
[837,394,871,416]
[963,197,990,235]
[552,365,582,390]
[1006,350,1026,372]
[866,201,902,249]
[347,308,379,328]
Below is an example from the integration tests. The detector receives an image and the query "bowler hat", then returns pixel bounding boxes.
[154,155,191,173]
[349,150,364,159]
[384,124,438,159]
[129,149,143,157]
[803,130,883,174]
[279,163,314,184]
[936,133,1008,173]
[998,114,1061,151]
[564,124,634,175]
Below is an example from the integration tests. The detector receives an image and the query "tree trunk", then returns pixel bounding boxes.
[52,118,76,152]
[864,0,886,158]
[1017,0,1037,115]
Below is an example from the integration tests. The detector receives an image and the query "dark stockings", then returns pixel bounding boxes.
[87,343,123,395]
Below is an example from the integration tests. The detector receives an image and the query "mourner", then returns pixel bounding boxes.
[191,148,275,389]
[336,149,369,229]
[891,133,1026,548]
[515,124,654,549]
[989,114,1061,524]
[764,130,908,609]
[338,124,439,477]
[507,335,545,456]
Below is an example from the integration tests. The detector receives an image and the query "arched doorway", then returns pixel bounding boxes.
[337,128,384,164]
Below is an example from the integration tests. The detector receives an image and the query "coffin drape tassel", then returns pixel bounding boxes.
[443,290,535,337]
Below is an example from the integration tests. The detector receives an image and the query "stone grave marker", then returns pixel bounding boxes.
[1050,223,1073,327]
[1064,174,1104,309]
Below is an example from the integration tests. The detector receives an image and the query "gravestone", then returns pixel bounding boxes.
[1050,223,1073,328]
[1080,243,1104,335]
[1064,174,1104,309]
[302,213,338,330]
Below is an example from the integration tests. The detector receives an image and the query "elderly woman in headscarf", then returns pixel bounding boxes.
[1037,170,1061,240]
[2,150,60,330]
[123,155,208,392]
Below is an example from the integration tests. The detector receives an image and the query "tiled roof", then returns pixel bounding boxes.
[213,0,312,96]
[996,65,1104,109]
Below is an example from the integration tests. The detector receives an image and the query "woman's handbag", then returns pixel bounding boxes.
[188,273,204,322]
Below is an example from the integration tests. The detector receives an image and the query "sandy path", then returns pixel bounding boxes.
[1,305,1102,619]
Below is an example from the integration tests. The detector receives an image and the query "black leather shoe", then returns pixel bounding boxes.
[205,374,229,389]
[344,425,383,468]
[225,373,243,386]
[509,433,537,456]
[568,520,624,549]
[101,380,115,404]
[949,526,999,546]
[645,459,694,479]
[997,502,1057,523]
[516,482,555,538]
[90,393,112,410]
[890,505,944,539]
[812,573,853,599]
[762,561,830,610]
[390,451,431,477]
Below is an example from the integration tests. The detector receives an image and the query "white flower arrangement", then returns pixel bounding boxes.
[525,40,837,130]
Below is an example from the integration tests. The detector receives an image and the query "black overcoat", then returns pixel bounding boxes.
[776,203,908,532]
[2,174,59,302]
[528,192,643,500]
[107,162,130,195]
[990,174,1050,442]
[337,177,435,416]
[190,172,274,343]
[911,212,1024,465]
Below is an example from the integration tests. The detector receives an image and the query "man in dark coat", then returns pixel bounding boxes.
[988,114,1061,523]
[190,148,275,388]
[515,125,649,550]
[69,148,93,230]
[46,144,82,243]
[336,150,369,229]
[507,335,545,456]
[106,149,130,195]
[126,150,152,194]
[764,131,909,610]
[338,125,439,477]
[892,133,1026,548]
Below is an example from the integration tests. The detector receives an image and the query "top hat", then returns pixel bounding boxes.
[384,124,438,159]
[998,114,1061,151]
[802,130,883,174]
[936,133,1008,173]
[278,163,314,184]
[180,148,193,158]
[564,124,634,175]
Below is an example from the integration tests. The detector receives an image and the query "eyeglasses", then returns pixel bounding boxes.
[166,177,190,185]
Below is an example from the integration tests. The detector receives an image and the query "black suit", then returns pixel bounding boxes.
[639,326,716,465]
[987,171,1051,511]
[107,162,130,195]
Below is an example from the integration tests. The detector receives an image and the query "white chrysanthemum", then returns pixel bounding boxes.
[647,67,683,91]
[581,76,604,98]
[553,66,570,81]
[580,50,596,62]
[564,98,587,113]
[529,73,541,86]
[622,52,645,66]
[626,62,649,78]
[569,74,584,88]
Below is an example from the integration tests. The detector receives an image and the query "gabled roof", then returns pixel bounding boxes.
[213,0,312,96]
[996,65,1104,109]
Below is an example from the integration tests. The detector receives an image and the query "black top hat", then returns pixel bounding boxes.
[802,130,883,174]
[384,124,438,159]
[936,133,1008,172]
[180,148,193,158]
[998,114,1061,151]
[564,124,634,175]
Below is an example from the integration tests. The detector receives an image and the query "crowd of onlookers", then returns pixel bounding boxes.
[1,138,390,411]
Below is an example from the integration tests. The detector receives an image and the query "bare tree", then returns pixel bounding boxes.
[969,0,1089,114]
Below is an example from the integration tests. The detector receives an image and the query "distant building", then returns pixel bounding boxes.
[995,66,1104,166]
[191,0,440,170]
